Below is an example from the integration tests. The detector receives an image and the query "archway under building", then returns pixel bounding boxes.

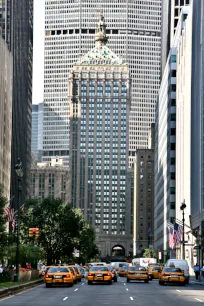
[111,245,125,257]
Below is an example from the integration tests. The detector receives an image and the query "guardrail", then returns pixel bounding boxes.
[0,279,44,298]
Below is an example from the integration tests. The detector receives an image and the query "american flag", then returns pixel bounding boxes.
[3,207,16,232]
[168,226,175,249]
[173,222,183,245]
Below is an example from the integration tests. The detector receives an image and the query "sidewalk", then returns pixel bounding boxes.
[190,275,204,286]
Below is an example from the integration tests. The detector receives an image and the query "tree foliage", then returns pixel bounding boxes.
[142,248,157,259]
[21,197,98,265]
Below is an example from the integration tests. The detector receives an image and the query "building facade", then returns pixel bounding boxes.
[30,157,71,204]
[10,0,33,209]
[69,13,132,256]
[31,103,43,161]
[42,0,161,167]
[0,0,33,208]
[0,35,12,199]
[155,7,190,261]
[170,0,191,46]
[133,149,155,257]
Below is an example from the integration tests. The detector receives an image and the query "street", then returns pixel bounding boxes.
[1,277,204,306]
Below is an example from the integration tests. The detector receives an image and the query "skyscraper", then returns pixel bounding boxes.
[0,0,33,207]
[43,0,161,167]
[69,12,131,256]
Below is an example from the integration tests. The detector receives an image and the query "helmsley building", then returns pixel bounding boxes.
[69,12,132,257]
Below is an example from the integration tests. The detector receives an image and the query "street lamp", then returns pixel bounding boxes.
[180,200,186,260]
[14,158,23,282]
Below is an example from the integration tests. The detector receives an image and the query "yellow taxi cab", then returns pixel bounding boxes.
[118,264,128,277]
[87,265,112,285]
[148,266,162,280]
[72,265,82,282]
[127,266,149,283]
[159,267,185,285]
[44,266,74,287]
[68,265,78,284]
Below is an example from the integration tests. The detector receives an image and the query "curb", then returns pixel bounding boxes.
[190,281,204,286]
[0,279,44,299]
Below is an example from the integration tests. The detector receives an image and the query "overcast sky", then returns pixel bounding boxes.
[32,0,45,105]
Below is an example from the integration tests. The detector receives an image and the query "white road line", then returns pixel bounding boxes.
[130,297,134,301]
[74,288,78,291]
[63,297,68,301]
[195,298,203,302]
[82,283,84,285]
[124,283,126,285]
[126,288,129,291]
[176,290,181,292]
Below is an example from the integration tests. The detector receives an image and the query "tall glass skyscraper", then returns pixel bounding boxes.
[69,12,131,256]
[43,0,161,167]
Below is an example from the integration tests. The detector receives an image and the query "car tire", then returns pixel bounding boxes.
[159,281,164,285]
[78,278,81,282]
[108,281,112,285]
[88,281,92,285]
[114,277,117,282]
[127,278,130,283]
[46,283,52,288]
[74,280,77,284]
[69,282,74,287]
[145,280,149,283]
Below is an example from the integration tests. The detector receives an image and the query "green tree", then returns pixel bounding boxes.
[21,197,98,265]
[142,248,157,259]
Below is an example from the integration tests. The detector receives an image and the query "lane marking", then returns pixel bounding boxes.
[82,283,84,285]
[74,288,78,291]
[130,297,134,301]
[126,288,129,291]
[124,283,126,285]
[63,297,68,301]
[176,290,181,292]
[195,298,203,302]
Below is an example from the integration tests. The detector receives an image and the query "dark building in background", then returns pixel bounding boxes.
[0,0,33,207]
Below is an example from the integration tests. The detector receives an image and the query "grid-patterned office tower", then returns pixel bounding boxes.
[43,0,161,167]
[69,13,131,256]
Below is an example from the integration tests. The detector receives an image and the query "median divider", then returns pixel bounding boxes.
[0,279,44,299]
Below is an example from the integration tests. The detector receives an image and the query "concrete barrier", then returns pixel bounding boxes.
[8,270,39,282]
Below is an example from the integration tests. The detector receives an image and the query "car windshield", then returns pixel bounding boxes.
[164,268,182,273]
[134,266,146,271]
[90,266,108,272]
[48,267,68,273]
[152,267,161,271]
[129,267,137,271]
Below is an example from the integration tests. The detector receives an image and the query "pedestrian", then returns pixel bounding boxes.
[0,266,3,273]
[194,263,200,280]
[201,265,204,278]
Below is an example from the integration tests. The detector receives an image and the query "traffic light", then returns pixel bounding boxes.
[29,228,33,237]
[34,228,39,238]
[28,228,39,238]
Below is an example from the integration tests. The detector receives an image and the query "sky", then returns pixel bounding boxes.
[32,0,45,105]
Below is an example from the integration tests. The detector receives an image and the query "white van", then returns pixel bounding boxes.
[165,259,190,283]
[132,258,157,268]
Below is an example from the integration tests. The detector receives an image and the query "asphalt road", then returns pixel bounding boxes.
[1,277,204,306]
